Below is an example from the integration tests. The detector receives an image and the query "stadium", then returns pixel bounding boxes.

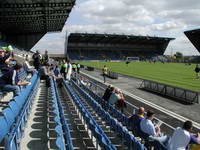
[0,0,200,150]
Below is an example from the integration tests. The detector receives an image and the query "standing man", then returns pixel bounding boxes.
[42,50,49,66]
[32,50,41,70]
[102,65,108,83]
[66,60,72,81]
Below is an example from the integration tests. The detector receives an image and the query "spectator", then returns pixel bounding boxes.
[60,60,67,80]
[0,49,11,73]
[66,60,72,81]
[102,85,113,101]
[140,110,168,143]
[0,63,29,97]
[42,50,49,66]
[54,65,60,77]
[128,107,145,132]
[32,50,41,70]
[23,55,36,76]
[168,120,200,150]
[108,88,121,105]
[117,90,126,113]
[39,64,52,87]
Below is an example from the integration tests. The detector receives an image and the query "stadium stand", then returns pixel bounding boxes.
[69,79,149,150]
[184,28,200,53]
[67,33,174,61]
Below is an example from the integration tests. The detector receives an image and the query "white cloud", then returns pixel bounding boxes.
[32,0,200,55]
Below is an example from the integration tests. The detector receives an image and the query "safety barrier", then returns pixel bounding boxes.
[0,73,40,149]
[141,79,199,104]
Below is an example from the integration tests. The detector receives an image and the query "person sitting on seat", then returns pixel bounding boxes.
[24,55,36,76]
[0,63,29,97]
[0,49,11,73]
[108,88,121,105]
[129,107,145,132]
[168,120,200,150]
[140,110,168,143]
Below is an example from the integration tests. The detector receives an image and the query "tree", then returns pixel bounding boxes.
[175,52,183,60]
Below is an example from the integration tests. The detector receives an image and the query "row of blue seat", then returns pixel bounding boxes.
[71,79,147,150]
[78,81,129,125]
[0,73,40,150]
[77,79,169,150]
[63,81,118,150]
[51,78,74,150]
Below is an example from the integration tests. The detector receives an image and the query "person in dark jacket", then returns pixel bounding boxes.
[0,49,11,73]
[42,50,49,66]
[102,85,113,101]
[32,50,41,70]
[0,63,29,97]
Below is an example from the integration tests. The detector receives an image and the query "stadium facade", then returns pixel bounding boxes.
[0,0,75,50]
[66,33,175,60]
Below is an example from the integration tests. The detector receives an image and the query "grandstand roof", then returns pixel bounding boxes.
[0,0,75,34]
[184,28,200,53]
[67,33,175,55]
[68,33,174,45]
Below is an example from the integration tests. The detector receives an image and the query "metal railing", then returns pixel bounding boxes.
[140,79,199,104]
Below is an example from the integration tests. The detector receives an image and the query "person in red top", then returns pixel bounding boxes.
[117,90,126,113]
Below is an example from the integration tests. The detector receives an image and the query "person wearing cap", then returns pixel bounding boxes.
[168,120,200,150]
[0,63,29,97]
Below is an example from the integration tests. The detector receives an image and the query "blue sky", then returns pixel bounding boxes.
[31,0,200,56]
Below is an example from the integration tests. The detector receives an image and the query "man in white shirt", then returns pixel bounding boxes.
[140,110,168,144]
[168,120,200,150]
[24,55,36,76]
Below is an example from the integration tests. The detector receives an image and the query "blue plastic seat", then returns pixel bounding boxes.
[0,117,9,142]
[55,125,63,137]
[3,108,16,127]
[9,101,20,116]
[56,136,65,150]
[14,96,24,109]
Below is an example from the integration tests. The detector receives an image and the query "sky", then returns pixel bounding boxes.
[31,0,200,56]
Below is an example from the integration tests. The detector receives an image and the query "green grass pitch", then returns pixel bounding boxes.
[80,61,200,92]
